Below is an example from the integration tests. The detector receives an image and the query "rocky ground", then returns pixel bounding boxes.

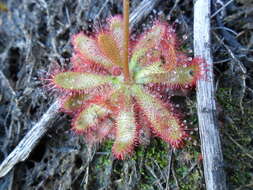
[0,0,252,189]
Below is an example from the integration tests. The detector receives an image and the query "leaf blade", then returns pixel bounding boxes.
[72,103,111,133]
[84,118,115,144]
[112,91,137,159]
[135,59,203,88]
[61,93,90,113]
[97,33,123,67]
[53,71,117,92]
[72,33,114,69]
[132,85,187,147]
[129,22,167,73]
[109,16,124,61]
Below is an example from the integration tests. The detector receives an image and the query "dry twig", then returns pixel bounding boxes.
[165,149,173,190]
[194,0,227,189]
[0,100,60,178]
[129,0,161,29]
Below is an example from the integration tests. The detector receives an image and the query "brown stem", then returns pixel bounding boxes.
[123,0,130,82]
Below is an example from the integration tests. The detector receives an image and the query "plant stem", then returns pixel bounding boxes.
[123,0,130,82]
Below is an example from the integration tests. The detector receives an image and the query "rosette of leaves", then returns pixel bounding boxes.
[50,16,202,159]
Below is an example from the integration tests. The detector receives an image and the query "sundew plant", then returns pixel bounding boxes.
[48,0,203,159]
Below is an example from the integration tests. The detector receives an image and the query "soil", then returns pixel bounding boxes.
[0,0,252,189]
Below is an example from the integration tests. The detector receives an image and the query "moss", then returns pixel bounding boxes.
[179,169,202,190]
[138,183,155,190]
[138,138,168,167]
[217,87,253,188]
[88,140,114,189]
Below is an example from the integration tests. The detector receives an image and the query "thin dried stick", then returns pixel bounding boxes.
[129,0,161,29]
[0,71,16,98]
[165,148,173,190]
[171,161,179,189]
[211,0,234,18]
[123,0,130,82]
[194,0,227,189]
[0,100,61,178]
[213,32,247,113]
